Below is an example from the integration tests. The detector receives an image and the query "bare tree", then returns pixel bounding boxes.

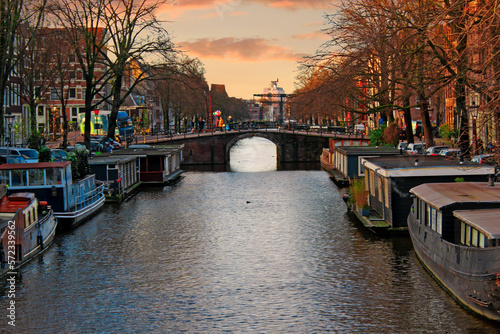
[100,0,175,139]
[50,0,113,148]
[0,0,46,141]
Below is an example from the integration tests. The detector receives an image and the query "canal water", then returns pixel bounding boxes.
[1,137,499,333]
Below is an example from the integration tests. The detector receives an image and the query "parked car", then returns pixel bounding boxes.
[50,149,68,162]
[0,154,27,164]
[439,148,462,158]
[406,142,426,155]
[472,154,496,165]
[16,148,39,163]
[397,141,408,151]
[0,147,38,163]
[425,145,449,156]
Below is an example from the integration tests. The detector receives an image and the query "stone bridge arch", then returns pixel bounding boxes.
[162,130,330,165]
[225,132,283,163]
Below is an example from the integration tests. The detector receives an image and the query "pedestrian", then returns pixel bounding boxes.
[198,117,205,133]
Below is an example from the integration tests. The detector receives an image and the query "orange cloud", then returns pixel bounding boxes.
[170,0,331,10]
[178,37,305,62]
[293,31,329,40]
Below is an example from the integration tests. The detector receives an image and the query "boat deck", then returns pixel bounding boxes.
[348,203,407,235]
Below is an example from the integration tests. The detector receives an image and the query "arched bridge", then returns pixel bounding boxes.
[155,130,331,165]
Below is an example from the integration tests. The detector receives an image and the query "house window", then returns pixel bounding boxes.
[51,89,60,100]
[71,107,78,117]
[37,105,44,116]
[69,88,76,99]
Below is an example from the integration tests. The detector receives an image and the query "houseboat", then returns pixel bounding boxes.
[354,155,496,233]
[408,181,500,321]
[330,146,400,186]
[0,186,57,276]
[88,155,141,202]
[0,162,105,230]
[105,145,184,185]
[320,137,371,185]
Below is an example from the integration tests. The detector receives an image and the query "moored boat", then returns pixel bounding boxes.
[408,181,500,321]
[0,185,57,276]
[0,162,105,230]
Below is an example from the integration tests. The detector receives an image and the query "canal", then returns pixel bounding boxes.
[0,137,498,333]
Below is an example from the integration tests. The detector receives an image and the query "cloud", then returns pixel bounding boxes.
[178,37,305,62]
[170,0,331,11]
[292,31,329,40]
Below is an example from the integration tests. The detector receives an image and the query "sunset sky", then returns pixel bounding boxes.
[158,0,336,99]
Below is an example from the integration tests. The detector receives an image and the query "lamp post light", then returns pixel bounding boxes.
[94,109,99,136]
[469,102,479,155]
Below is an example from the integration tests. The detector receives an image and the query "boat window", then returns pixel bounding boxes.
[460,222,466,245]
[430,207,436,231]
[426,204,431,227]
[479,234,485,248]
[11,170,27,186]
[377,176,382,201]
[465,225,471,246]
[471,228,479,247]
[46,168,62,185]
[28,169,44,186]
[369,170,375,196]
[420,200,426,223]
[384,179,389,208]
[436,210,442,234]
[0,170,9,185]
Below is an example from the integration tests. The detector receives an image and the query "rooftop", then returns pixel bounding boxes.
[453,209,500,239]
[410,182,500,209]
[336,146,401,155]
[362,155,495,177]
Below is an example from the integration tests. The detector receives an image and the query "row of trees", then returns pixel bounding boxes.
[1,0,250,149]
[293,0,500,154]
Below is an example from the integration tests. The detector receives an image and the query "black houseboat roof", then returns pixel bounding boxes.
[335,146,401,155]
[107,145,183,157]
[453,209,500,239]
[410,182,500,209]
[362,155,495,177]
[89,155,137,165]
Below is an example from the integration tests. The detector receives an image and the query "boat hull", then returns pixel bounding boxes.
[0,210,58,277]
[54,194,105,230]
[408,212,500,321]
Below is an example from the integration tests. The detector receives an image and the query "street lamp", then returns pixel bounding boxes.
[469,101,479,155]
[94,109,100,136]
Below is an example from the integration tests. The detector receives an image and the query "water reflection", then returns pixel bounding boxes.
[0,138,498,333]
[229,137,277,172]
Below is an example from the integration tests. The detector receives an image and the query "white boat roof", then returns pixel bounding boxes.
[453,209,500,239]
[362,155,495,177]
[410,182,500,209]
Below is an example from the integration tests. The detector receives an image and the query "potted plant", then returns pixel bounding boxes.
[350,178,370,217]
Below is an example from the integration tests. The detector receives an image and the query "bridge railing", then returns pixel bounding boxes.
[128,123,367,146]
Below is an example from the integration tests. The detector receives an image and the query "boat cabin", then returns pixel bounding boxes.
[361,156,496,229]
[105,145,183,184]
[88,155,140,202]
[0,162,101,214]
[322,138,371,168]
[334,146,401,181]
[410,182,500,247]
